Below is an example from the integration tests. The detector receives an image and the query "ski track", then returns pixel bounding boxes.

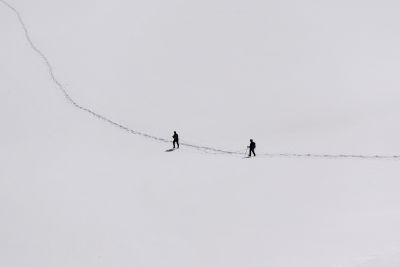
[1,0,399,160]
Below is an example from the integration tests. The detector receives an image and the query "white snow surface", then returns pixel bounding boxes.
[1,0,400,266]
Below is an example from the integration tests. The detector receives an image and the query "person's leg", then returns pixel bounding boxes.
[253,150,256,156]
[173,140,176,149]
[177,141,179,149]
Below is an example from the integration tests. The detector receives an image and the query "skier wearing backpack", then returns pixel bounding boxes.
[248,139,256,157]
[172,131,179,149]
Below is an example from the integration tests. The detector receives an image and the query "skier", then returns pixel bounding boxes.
[172,131,179,149]
[248,139,256,157]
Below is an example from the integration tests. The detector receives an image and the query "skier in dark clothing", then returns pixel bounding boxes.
[248,139,256,157]
[172,131,179,149]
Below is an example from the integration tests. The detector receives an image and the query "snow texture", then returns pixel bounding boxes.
[1,0,400,266]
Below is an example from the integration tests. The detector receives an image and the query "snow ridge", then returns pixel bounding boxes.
[1,0,399,160]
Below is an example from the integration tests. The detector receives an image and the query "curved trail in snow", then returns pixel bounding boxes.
[0,0,240,156]
[1,0,399,160]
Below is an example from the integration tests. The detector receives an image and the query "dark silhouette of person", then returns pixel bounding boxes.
[248,139,256,157]
[172,131,179,149]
